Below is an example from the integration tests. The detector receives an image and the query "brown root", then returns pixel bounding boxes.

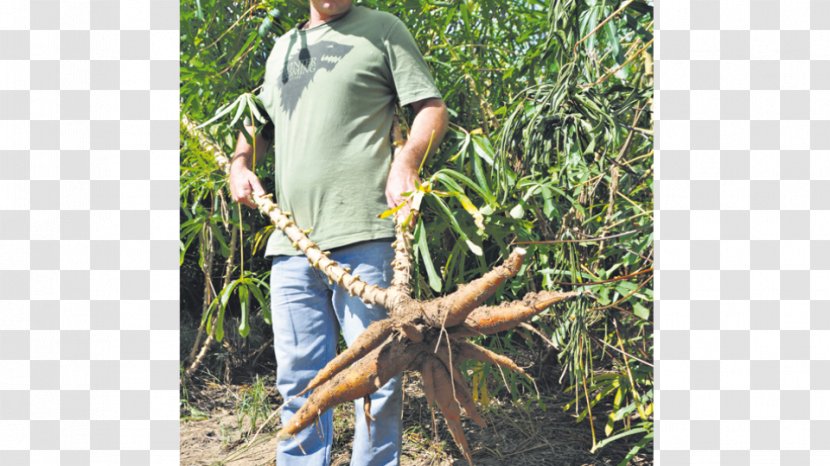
[460,290,580,335]
[438,248,526,327]
[397,322,425,342]
[298,319,395,397]
[455,340,532,381]
[431,348,486,428]
[431,360,475,465]
[421,358,438,408]
[363,395,373,436]
[278,339,424,439]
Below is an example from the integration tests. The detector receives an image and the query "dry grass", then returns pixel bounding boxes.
[180,369,651,466]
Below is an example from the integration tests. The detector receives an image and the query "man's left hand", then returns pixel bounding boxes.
[385,156,420,220]
[385,97,449,222]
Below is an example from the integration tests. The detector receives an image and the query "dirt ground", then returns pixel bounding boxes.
[181,370,652,466]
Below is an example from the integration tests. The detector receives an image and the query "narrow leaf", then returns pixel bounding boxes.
[415,218,442,292]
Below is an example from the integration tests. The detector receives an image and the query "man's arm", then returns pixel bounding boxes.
[385,97,449,213]
[229,124,270,208]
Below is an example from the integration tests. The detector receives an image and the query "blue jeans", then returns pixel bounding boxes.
[270,238,402,466]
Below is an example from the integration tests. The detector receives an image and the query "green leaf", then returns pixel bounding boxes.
[428,194,483,256]
[193,0,204,21]
[616,431,653,466]
[258,17,272,38]
[248,281,270,324]
[229,94,249,128]
[434,169,496,206]
[215,304,225,342]
[471,146,493,198]
[230,31,259,65]
[470,133,494,165]
[219,279,239,309]
[592,427,650,453]
[246,94,267,124]
[215,279,241,341]
[509,203,525,219]
[464,239,483,256]
[238,286,250,338]
[196,101,237,129]
[415,218,442,292]
[632,302,650,320]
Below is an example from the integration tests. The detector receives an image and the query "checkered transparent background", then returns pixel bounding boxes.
[0,1,179,464]
[655,0,830,464]
[1,0,827,464]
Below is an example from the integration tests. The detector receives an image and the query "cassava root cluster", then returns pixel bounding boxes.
[183,115,579,465]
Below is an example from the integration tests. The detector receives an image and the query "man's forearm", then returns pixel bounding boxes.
[394,99,449,170]
[231,124,271,170]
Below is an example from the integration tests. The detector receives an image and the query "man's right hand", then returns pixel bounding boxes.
[229,162,266,209]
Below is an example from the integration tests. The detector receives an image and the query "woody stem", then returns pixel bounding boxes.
[182,114,393,309]
[389,213,414,296]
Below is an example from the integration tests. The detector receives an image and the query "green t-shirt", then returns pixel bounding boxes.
[259,5,441,257]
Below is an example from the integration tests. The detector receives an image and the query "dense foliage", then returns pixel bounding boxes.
[180,0,653,462]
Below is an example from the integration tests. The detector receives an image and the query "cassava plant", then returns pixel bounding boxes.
[182,114,580,464]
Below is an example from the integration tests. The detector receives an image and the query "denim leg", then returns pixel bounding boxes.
[329,239,402,466]
[271,254,338,466]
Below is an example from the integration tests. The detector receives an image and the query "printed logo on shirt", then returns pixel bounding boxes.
[279,41,354,115]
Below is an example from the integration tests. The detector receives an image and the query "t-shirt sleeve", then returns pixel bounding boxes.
[250,88,274,142]
[257,57,277,123]
[254,46,278,141]
[257,86,274,122]
[383,19,442,107]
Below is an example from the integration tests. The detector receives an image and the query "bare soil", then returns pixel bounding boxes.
[181,370,651,466]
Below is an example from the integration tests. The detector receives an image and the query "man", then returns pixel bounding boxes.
[228,1,448,464]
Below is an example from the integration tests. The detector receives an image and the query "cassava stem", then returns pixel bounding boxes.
[256,200,392,308]
[182,115,394,309]
[389,215,414,298]
[388,117,415,298]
